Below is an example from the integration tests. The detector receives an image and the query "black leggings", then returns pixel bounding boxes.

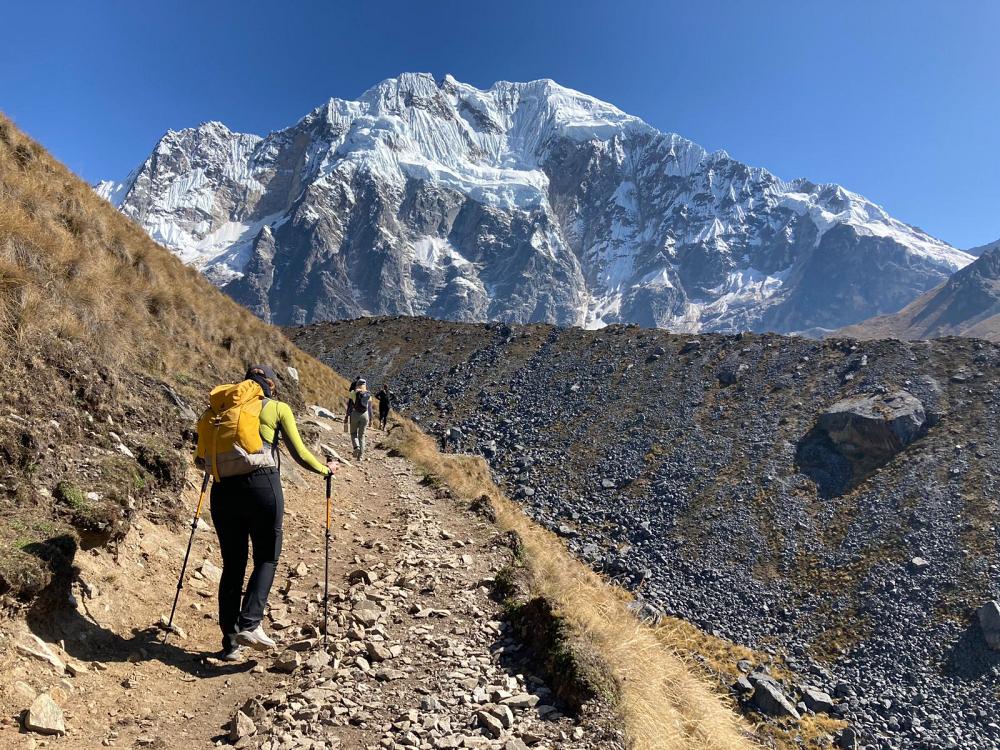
[210,469,283,650]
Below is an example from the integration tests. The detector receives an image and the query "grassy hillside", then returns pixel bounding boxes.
[0,114,347,608]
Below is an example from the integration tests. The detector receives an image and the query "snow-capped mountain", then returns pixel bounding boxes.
[96,73,973,331]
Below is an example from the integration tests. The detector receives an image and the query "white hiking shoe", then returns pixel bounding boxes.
[219,644,246,662]
[235,625,276,651]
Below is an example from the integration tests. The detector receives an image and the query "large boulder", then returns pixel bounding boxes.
[978,601,1000,650]
[799,390,929,495]
[818,390,927,462]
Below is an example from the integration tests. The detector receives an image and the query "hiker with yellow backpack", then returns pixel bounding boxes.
[193,365,337,661]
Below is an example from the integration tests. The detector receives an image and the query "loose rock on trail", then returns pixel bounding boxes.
[0,414,620,749]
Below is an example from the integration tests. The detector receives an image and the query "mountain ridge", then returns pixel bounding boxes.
[97,72,973,333]
[840,241,1000,340]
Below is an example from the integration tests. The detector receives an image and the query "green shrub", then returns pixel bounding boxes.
[54,480,87,510]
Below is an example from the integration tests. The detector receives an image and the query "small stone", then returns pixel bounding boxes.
[198,559,222,584]
[366,642,394,662]
[292,561,309,577]
[14,681,35,703]
[65,660,89,676]
[836,727,858,750]
[24,693,65,735]
[157,616,187,639]
[476,710,504,738]
[348,569,376,585]
[489,705,514,729]
[272,651,301,673]
[230,710,257,742]
[500,694,539,710]
[16,633,66,673]
[304,650,332,670]
[421,696,443,711]
[801,686,835,714]
[353,602,382,627]
[309,405,337,419]
[752,680,800,720]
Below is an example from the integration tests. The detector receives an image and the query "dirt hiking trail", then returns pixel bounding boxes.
[0,416,620,750]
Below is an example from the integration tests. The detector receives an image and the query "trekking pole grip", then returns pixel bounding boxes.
[325,473,332,532]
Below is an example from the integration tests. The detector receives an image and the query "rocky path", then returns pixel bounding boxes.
[0,418,620,750]
[224,426,619,750]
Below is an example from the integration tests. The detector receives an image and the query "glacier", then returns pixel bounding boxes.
[96,72,973,333]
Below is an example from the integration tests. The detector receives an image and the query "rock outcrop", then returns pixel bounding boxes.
[818,390,927,461]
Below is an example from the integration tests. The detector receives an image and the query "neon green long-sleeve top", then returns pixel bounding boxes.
[259,400,330,475]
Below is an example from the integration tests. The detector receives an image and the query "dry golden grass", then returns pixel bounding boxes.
[384,420,759,750]
[0,113,343,405]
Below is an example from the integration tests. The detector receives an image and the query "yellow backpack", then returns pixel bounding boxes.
[195,380,276,480]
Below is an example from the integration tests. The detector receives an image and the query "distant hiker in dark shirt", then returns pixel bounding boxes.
[345,379,374,460]
[376,384,394,430]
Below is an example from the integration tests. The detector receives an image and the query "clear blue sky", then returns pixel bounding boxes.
[2,0,997,248]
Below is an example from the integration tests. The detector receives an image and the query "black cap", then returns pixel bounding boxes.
[246,364,277,381]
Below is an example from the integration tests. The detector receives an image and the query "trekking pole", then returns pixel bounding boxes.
[323,472,332,649]
[163,472,211,644]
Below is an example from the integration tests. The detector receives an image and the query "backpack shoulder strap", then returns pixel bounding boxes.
[262,398,282,470]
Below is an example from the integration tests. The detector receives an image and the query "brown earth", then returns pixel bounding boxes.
[0,418,619,750]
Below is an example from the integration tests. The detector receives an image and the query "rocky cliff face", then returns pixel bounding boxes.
[292,316,1000,750]
[842,243,1000,341]
[98,73,972,333]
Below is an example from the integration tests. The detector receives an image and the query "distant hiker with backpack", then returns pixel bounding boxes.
[195,365,338,661]
[376,384,394,430]
[345,379,373,460]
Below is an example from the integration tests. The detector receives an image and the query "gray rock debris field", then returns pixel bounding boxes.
[294,317,1000,750]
